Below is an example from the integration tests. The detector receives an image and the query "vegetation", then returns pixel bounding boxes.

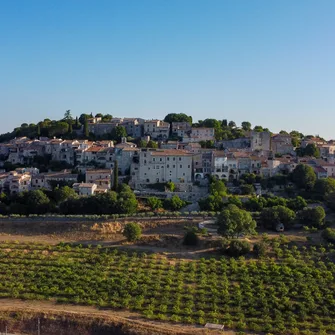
[260,205,296,230]
[0,241,334,333]
[183,231,199,246]
[291,164,316,190]
[216,204,256,238]
[123,222,142,242]
[0,184,138,216]
[299,206,326,228]
[163,195,187,211]
[147,197,163,210]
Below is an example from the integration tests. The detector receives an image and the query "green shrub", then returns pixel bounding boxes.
[322,228,335,243]
[122,222,142,242]
[227,240,251,257]
[183,231,199,246]
[253,242,268,257]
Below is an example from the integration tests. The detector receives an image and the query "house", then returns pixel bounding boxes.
[313,166,327,179]
[73,183,98,196]
[171,122,192,138]
[7,172,32,194]
[271,134,295,155]
[144,120,170,140]
[121,118,144,138]
[212,151,229,180]
[183,127,215,143]
[131,149,194,186]
[85,168,113,190]
[250,131,271,151]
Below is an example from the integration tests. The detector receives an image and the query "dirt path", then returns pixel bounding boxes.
[0,299,237,335]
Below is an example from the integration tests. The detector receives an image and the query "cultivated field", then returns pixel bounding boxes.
[0,239,334,334]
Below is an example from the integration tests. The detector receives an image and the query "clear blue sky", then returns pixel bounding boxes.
[1,0,335,138]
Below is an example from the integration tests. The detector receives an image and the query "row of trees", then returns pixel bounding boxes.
[214,200,326,238]
[0,184,138,215]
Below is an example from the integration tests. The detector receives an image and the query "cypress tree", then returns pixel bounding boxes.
[113,160,119,191]
[68,122,73,133]
[37,124,41,137]
[84,119,89,137]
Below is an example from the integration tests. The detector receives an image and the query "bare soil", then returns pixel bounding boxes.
[0,299,237,335]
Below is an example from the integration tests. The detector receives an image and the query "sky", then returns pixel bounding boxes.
[0,0,335,138]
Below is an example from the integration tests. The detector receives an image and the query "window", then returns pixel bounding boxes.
[167,157,170,161]
[188,165,190,168]
[173,165,175,168]
[173,157,175,161]
[153,158,155,162]
[167,164,169,168]
[179,157,181,161]
[180,165,182,168]
[160,158,162,162]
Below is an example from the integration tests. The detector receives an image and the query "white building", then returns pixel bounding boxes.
[131,149,194,186]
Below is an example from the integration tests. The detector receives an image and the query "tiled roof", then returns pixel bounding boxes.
[150,149,193,156]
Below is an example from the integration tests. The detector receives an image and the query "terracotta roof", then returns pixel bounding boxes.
[78,183,97,188]
[150,149,193,156]
[86,169,112,174]
[85,146,104,153]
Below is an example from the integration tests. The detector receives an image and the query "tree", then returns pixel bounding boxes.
[260,205,296,230]
[209,179,227,197]
[166,181,175,192]
[54,186,78,204]
[253,125,264,132]
[326,191,335,210]
[64,110,72,120]
[26,190,50,214]
[322,228,335,243]
[228,196,243,208]
[123,222,142,242]
[79,113,90,125]
[164,195,186,210]
[304,143,320,158]
[227,240,251,256]
[287,196,307,211]
[291,137,300,147]
[291,164,316,190]
[198,194,224,211]
[241,121,251,131]
[253,242,268,258]
[216,204,256,238]
[138,140,147,148]
[147,197,163,210]
[112,126,127,142]
[299,206,325,227]
[113,160,118,190]
[84,119,89,137]
[102,114,113,122]
[37,124,41,137]
[228,121,236,128]
[146,140,158,148]
[68,122,73,134]
[240,184,255,195]
[313,178,335,200]
[164,113,192,124]
[183,231,199,246]
[116,184,138,214]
